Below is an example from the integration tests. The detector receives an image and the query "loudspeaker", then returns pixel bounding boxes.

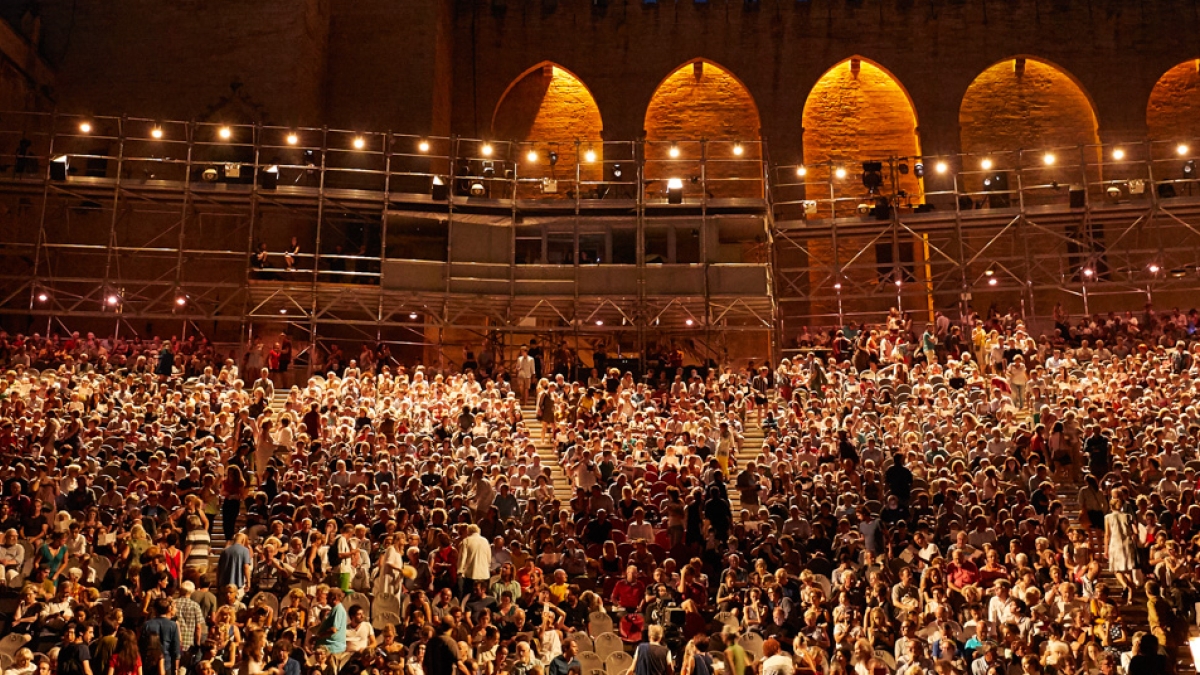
[1158,183,1178,199]
[1069,186,1085,208]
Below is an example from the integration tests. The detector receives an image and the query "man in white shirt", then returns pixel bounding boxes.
[344,604,376,655]
[515,347,536,404]
[458,523,492,596]
[0,529,25,585]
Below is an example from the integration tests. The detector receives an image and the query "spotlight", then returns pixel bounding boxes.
[150,127,164,140]
[1082,267,1094,278]
[833,283,842,291]
[894,279,903,287]
[861,161,883,192]
[482,161,495,179]
[1043,153,1056,166]
[470,182,486,196]
[36,292,48,303]
[409,312,419,320]
[685,318,695,326]
[1149,263,1161,274]
[898,162,909,175]
[106,294,120,306]
[548,151,558,166]
[418,140,430,153]
[612,164,623,179]
[988,277,998,286]
[202,167,218,182]
[981,158,993,170]
[279,308,288,315]
[667,177,684,204]
[668,145,681,158]
[353,136,366,150]
[935,161,948,175]
[913,161,924,178]
[1112,148,1126,161]
[835,167,847,179]
[796,166,807,177]
[584,148,597,163]
[79,122,92,134]
[985,269,994,276]
[286,133,299,146]
[218,127,232,140]
[527,149,538,163]
[1179,144,1190,156]
[175,296,187,307]
[1185,160,1196,179]
[733,143,744,156]
[595,320,604,326]
[481,143,494,157]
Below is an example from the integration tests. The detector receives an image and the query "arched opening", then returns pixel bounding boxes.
[1148,60,1200,149]
[491,63,604,197]
[800,57,924,318]
[959,57,1100,168]
[643,59,763,199]
[801,57,923,209]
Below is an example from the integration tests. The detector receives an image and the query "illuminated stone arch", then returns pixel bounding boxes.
[491,63,604,190]
[643,59,763,198]
[801,56,923,205]
[959,57,1100,164]
[1148,60,1200,149]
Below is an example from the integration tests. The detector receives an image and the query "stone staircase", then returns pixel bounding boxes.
[730,420,767,514]
[205,389,292,572]
[520,407,575,504]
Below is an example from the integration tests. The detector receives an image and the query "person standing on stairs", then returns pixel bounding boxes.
[515,347,536,405]
[220,466,249,544]
[1105,496,1138,604]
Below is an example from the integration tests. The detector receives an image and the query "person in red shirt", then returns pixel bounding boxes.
[611,565,646,612]
[945,548,980,594]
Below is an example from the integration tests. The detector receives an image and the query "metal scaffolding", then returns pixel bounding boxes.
[0,112,775,371]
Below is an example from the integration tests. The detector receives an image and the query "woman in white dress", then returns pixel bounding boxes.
[1105,497,1138,603]
[375,534,407,596]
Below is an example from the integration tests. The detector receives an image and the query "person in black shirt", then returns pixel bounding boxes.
[884,453,914,505]
[57,622,94,675]
[423,618,461,675]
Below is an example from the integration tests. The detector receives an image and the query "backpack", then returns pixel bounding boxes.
[328,537,342,569]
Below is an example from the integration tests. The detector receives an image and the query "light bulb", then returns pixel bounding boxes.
[79,122,92,134]
[935,161,948,174]
[150,127,164,140]
[797,166,807,177]
[418,140,430,153]
[669,145,681,158]
[981,158,993,170]
[1043,153,1056,166]
[1179,144,1190,156]
[732,144,744,156]
[526,150,538,163]
[1113,148,1126,161]
[481,143,493,157]
[353,137,366,150]
[835,167,847,179]
[584,149,597,163]
[286,133,299,146]
[218,127,232,140]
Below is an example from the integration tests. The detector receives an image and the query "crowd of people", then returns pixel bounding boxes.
[0,303,1197,675]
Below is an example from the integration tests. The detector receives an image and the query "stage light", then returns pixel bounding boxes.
[1149,263,1161,274]
[150,127,164,140]
[1043,153,1056,166]
[985,269,994,276]
[894,279,903,287]
[409,312,419,320]
[981,158,993,170]
[1179,144,1190,156]
[353,136,366,150]
[913,162,924,178]
[481,143,494,157]
[584,148,597,163]
[260,165,279,190]
[548,151,558,166]
[79,122,92,134]
[669,145,681,158]
[935,161,948,175]
[106,294,120,306]
[470,182,485,196]
[732,143,744,156]
[833,283,842,290]
[988,277,998,286]
[796,166,807,177]
[612,164,623,179]
[835,167,847,179]
[36,292,48,303]
[526,149,538,163]
[1185,160,1196,179]
[175,296,187,307]
[1112,148,1126,160]
[861,161,883,192]
[1082,267,1094,278]
[595,320,604,326]
[279,308,288,315]
[218,127,232,140]
[286,133,299,146]
[667,177,684,204]
[685,318,695,326]
[418,140,430,153]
